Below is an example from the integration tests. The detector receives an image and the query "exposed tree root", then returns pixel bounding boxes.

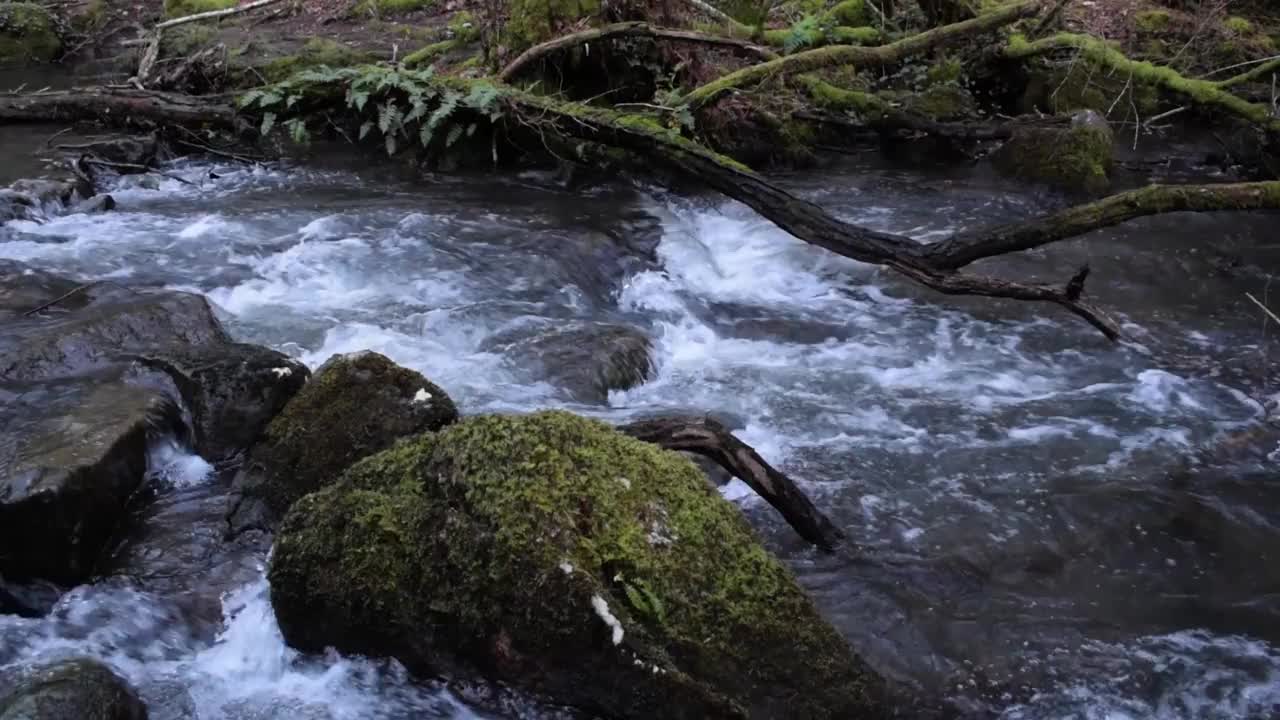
[677,1,1039,108]
[498,22,780,83]
[618,416,846,550]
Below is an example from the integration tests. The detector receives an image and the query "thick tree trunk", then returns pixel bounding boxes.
[0,87,236,129]
[619,416,846,550]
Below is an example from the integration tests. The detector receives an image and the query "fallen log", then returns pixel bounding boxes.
[619,415,846,550]
[499,22,779,83]
[0,87,237,129]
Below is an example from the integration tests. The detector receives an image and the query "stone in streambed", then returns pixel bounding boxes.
[226,351,458,535]
[992,109,1114,195]
[270,410,884,719]
[0,3,61,68]
[0,658,147,720]
[483,321,653,404]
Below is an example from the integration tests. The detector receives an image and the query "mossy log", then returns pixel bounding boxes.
[677,0,1039,108]
[1004,32,1280,135]
[498,22,779,83]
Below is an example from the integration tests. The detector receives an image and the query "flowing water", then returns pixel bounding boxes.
[2,148,1280,719]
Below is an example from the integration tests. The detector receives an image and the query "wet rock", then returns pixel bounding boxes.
[0,3,62,68]
[0,366,186,585]
[227,351,457,535]
[0,263,309,587]
[133,343,309,461]
[0,658,147,720]
[992,109,1114,195]
[270,411,883,719]
[0,573,61,617]
[0,190,36,223]
[70,194,116,215]
[486,322,653,404]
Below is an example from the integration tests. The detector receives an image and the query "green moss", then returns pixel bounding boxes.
[994,117,1113,195]
[799,75,888,115]
[402,39,458,67]
[270,411,879,718]
[243,351,458,519]
[163,0,235,19]
[1134,9,1170,33]
[0,2,61,66]
[353,0,432,16]
[263,38,375,82]
[160,24,215,57]
[1223,16,1253,34]
[70,0,108,33]
[826,25,880,45]
[897,84,975,120]
[926,56,962,85]
[825,0,866,27]
[505,0,600,52]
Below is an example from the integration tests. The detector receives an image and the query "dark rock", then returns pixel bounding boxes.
[0,288,229,383]
[0,658,147,720]
[70,194,116,215]
[0,190,36,223]
[0,366,185,585]
[0,263,309,587]
[0,573,61,617]
[132,343,309,461]
[227,351,457,535]
[992,109,1114,195]
[485,322,653,404]
[270,411,884,720]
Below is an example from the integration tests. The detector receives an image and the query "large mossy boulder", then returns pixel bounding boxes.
[226,351,458,534]
[0,658,147,720]
[0,3,61,67]
[270,411,882,719]
[992,110,1114,195]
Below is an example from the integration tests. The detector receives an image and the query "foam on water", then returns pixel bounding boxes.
[146,439,214,488]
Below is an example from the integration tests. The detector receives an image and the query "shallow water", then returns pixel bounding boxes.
[2,154,1280,718]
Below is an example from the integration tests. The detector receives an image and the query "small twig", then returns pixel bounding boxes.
[43,127,72,148]
[23,280,143,317]
[1246,292,1280,327]
[153,0,287,30]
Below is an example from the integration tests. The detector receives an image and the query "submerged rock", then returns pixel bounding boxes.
[485,322,653,404]
[0,2,62,68]
[992,110,1114,195]
[0,658,147,720]
[227,351,457,535]
[270,411,882,719]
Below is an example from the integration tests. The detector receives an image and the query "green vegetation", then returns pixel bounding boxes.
[1134,9,1171,33]
[0,2,61,66]
[1223,16,1254,34]
[269,411,880,718]
[163,0,235,20]
[505,0,600,51]
[262,38,377,82]
[993,115,1114,195]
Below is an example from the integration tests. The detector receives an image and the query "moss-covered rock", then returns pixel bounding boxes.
[269,410,883,719]
[1134,9,1171,33]
[506,0,600,52]
[226,351,457,534]
[261,38,377,82]
[892,84,976,121]
[992,109,1114,195]
[162,0,235,19]
[0,658,147,720]
[0,2,61,67]
[826,0,866,26]
[353,0,432,17]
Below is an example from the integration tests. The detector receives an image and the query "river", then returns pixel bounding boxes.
[1,141,1279,718]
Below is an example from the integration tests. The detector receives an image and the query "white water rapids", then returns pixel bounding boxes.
[1,157,1278,719]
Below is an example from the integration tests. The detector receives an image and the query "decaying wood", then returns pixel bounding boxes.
[678,1,1039,108]
[0,87,237,129]
[618,416,846,550]
[499,22,779,83]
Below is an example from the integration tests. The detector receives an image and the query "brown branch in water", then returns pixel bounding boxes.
[618,415,846,550]
[678,1,1039,108]
[498,22,778,83]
